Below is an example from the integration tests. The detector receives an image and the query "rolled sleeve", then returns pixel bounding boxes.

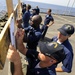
[61,49,73,73]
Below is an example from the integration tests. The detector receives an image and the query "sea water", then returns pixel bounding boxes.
[0,0,75,16]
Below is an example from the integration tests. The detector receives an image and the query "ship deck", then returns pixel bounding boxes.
[0,13,75,75]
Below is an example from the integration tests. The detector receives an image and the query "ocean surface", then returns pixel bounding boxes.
[0,0,75,16]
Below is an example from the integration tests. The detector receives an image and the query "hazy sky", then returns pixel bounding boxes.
[23,0,75,7]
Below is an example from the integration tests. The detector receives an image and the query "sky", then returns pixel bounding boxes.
[22,0,75,7]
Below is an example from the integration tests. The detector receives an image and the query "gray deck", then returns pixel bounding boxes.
[0,13,75,75]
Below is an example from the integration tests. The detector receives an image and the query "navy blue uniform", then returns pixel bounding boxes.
[24,26,42,50]
[44,15,54,25]
[52,36,73,73]
[36,8,40,15]
[26,49,56,75]
[23,10,31,28]
[41,14,54,39]
[22,8,26,15]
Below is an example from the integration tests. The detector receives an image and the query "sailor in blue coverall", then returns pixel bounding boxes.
[52,24,74,73]
[7,39,66,75]
[41,9,54,39]
[22,4,31,28]
[23,15,42,50]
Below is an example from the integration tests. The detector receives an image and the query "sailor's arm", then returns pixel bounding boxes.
[47,21,54,27]
[7,45,23,75]
[55,67,64,72]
